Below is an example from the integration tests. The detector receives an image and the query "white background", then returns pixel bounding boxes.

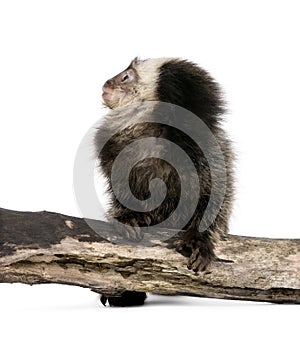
[0,0,299,347]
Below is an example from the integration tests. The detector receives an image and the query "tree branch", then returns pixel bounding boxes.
[0,207,299,303]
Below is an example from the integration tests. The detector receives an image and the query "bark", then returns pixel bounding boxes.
[0,207,299,304]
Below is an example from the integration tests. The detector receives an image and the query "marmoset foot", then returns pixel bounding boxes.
[100,291,147,307]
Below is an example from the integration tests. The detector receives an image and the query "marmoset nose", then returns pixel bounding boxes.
[104,79,114,88]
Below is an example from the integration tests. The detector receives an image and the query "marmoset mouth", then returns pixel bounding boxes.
[102,86,126,106]
[102,87,113,103]
[102,91,110,100]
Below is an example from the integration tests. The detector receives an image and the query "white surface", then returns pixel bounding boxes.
[0,1,299,347]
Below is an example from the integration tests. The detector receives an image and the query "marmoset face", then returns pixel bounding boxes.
[101,57,169,109]
[102,63,138,109]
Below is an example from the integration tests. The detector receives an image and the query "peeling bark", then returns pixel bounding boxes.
[0,207,299,304]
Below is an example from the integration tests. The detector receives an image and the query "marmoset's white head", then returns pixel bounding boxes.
[102,57,224,125]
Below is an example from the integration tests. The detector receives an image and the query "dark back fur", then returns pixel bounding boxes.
[157,60,225,128]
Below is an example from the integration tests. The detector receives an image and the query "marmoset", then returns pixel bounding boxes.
[95,57,234,306]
